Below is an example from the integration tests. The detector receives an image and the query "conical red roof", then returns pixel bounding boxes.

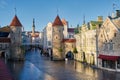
[10,15,22,27]
[52,15,63,27]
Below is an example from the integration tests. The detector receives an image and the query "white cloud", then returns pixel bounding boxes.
[0,0,7,8]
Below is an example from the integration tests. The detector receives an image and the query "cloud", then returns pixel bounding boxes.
[0,0,7,8]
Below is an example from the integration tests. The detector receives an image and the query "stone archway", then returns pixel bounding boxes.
[66,51,74,60]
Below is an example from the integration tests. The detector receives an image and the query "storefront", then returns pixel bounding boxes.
[98,54,120,71]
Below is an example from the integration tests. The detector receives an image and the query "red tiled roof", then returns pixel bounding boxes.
[28,31,40,33]
[0,26,11,32]
[61,19,67,25]
[0,38,11,43]
[10,15,22,27]
[62,39,76,43]
[52,15,63,27]
[31,33,39,37]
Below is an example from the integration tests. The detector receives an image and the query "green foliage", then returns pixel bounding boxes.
[58,48,63,52]
[74,28,79,34]
[90,21,103,30]
[73,47,78,54]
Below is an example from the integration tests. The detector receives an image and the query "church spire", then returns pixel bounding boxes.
[32,18,35,33]
[83,15,85,24]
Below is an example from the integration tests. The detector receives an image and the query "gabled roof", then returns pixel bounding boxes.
[52,15,63,27]
[112,17,120,29]
[10,15,22,27]
[61,19,67,25]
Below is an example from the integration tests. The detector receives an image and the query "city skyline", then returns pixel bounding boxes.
[0,0,119,31]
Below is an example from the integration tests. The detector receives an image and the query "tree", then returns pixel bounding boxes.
[73,47,78,60]
[73,47,78,54]
[58,47,63,52]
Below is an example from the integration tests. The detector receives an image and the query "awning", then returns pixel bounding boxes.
[98,54,120,61]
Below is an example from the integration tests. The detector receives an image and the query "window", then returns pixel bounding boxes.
[114,33,117,37]
[117,58,120,69]
[109,40,113,50]
[102,60,115,69]
[48,41,51,46]
[72,45,73,48]
[53,28,54,32]
[65,44,68,48]
[104,43,108,51]
[101,35,103,38]
[0,44,2,49]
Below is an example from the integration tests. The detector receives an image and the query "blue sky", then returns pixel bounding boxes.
[0,0,120,31]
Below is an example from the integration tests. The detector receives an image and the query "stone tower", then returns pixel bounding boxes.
[9,15,24,60]
[52,15,64,60]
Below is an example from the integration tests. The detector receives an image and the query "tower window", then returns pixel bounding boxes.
[114,33,117,37]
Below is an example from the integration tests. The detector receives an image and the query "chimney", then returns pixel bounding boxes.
[116,10,120,17]
[97,16,103,22]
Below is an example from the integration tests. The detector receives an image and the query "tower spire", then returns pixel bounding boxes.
[32,18,35,33]
[32,18,35,28]
[83,14,85,24]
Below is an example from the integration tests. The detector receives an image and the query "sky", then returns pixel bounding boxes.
[0,0,120,31]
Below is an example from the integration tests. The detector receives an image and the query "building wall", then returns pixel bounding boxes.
[63,21,68,39]
[74,21,102,66]
[10,26,23,60]
[52,26,64,60]
[46,22,52,48]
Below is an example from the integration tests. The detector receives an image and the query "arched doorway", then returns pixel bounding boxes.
[66,51,74,60]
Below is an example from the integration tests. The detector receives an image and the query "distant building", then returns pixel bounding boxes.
[43,22,53,50]
[68,28,75,38]
[0,26,11,59]
[62,19,68,39]
[27,19,40,44]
